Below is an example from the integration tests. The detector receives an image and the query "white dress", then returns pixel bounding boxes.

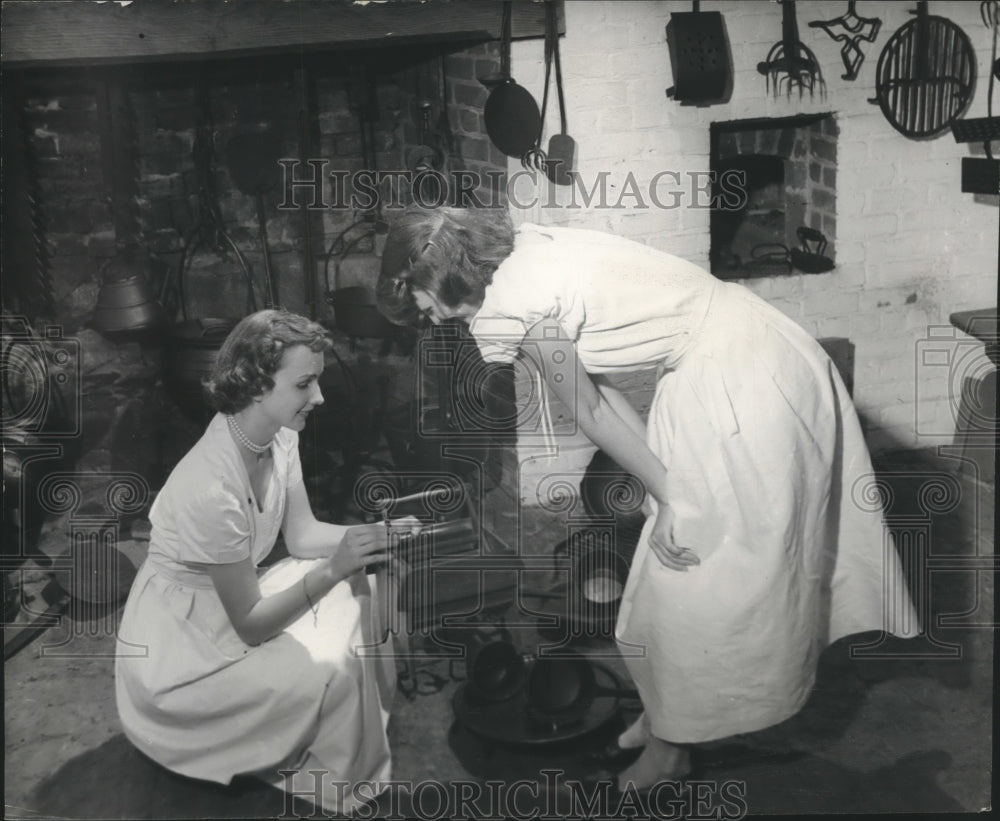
[471,224,920,743]
[115,414,394,814]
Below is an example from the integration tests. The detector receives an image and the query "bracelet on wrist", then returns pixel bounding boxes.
[302,575,319,626]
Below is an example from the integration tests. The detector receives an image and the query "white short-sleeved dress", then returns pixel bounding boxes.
[115,413,394,814]
[471,224,920,743]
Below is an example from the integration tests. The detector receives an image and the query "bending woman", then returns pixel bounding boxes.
[375,207,919,790]
[115,309,409,814]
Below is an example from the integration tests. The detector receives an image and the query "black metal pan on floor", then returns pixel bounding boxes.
[525,657,639,733]
[466,639,528,704]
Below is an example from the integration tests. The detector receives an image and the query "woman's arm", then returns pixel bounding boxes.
[591,374,647,441]
[282,479,350,559]
[206,522,387,646]
[524,320,698,571]
[282,480,420,559]
[207,480,421,646]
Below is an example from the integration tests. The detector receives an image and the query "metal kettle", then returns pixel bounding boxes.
[90,246,166,334]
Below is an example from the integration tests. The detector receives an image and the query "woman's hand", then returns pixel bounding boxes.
[328,517,424,583]
[648,504,701,572]
[328,524,389,582]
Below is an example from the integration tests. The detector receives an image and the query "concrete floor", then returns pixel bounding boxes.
[4,449,994,818]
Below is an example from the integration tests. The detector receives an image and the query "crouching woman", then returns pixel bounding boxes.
[115,309,406,815]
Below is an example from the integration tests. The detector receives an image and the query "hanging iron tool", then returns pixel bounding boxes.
[807,1,882,81]
[520,16,551,173]
[543,0,576,184]
[758,0,825,98]
[483,1,542,159]
[521,9,552,171]
[950,2,999,194]
[164,86,258,421]
[665,0,733,105]
[869,0,976,138]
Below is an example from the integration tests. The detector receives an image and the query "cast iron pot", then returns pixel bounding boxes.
[468,639,526,703]
[580,449,646,544]
[525,657,639,732]
[466,639,527,704]
[91,275,167,335]
[165,318,238,417]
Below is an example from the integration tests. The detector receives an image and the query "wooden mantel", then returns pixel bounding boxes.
[2,0,560,68]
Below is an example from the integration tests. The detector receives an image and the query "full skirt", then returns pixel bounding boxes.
[615,282,920,743]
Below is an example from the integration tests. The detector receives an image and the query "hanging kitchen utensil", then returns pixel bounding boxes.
[226,125,282,307]
[407,101,439,173]
[984,0,999,36]
[758,0,825,98]
[869,1,976,139]
[790,226,835,273]
[165,102,257,420]
[520,8,551,173]
[435,54,457,165]
[544,0,576,185]
[91,274,166,335]
[484,1,542,158]
[985,0,1000,79]
[951,4,999,194]
[807,1,882,81]
[665,0,733,105]
[91,244,167,334]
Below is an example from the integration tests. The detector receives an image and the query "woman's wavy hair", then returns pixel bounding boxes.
[204,309,331,414]
[376,206,516,327]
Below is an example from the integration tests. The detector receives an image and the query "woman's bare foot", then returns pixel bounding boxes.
[616,736,691,792]
[617,710,651,750]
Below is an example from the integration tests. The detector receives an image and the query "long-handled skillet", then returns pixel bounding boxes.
[483,1,542,159]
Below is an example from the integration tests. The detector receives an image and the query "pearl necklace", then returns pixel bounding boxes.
[227,414,272,455]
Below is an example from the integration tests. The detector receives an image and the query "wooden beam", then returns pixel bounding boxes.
[2,0,562,68]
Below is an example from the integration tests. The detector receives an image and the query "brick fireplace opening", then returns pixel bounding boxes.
[710,113,838,279]
[2,37,524,589]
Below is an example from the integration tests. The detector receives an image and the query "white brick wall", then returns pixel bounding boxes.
[505,0,997,502]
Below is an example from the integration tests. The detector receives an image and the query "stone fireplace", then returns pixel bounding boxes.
[2,13,550,617]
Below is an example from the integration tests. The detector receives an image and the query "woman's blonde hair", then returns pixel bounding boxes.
[376,207,515,326]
